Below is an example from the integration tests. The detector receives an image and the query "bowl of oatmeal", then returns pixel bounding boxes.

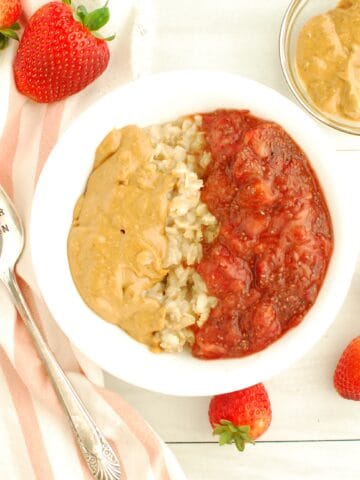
[30,71,357,395]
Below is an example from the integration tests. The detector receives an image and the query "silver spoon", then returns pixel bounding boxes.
[0,184,121,480]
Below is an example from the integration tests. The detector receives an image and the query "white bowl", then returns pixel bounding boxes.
[30,70,356,396]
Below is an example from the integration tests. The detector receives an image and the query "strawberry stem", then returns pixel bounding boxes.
[213,420,255,452]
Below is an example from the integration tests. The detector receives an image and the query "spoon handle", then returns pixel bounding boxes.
[2,268,121,480]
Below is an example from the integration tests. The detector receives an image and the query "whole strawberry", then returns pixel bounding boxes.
[13,0,114,103]
[334,336,360,401]
[0,0,22,50]
[209,383,271,452]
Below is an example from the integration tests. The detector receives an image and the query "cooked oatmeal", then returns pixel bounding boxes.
[145,116,218,352]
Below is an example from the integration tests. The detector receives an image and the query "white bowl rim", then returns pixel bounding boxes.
[30,70,357,396]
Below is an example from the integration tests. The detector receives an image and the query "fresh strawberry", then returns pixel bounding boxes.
[208,383,271,452]
[13,0,114,103]
[0,0,22,50]
[334,336,360,401]
[0,0,21,28]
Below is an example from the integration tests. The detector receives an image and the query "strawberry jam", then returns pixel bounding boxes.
[193,110,333,359]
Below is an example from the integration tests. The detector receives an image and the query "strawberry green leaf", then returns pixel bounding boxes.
[237,425,252,434]
[72,12,81,23]
[227,423,238,433]
[73,5,88,24]
[212,420,255,453]
[0,28,19,41]
[0,34,9,51]
[62,0,72,6]
[219,430,232,446]
[219,419,231,425]
[10,23,21,31]
[83,6,110,31]
[92,31,116,42]
[77,5,89,16]
[213,425,226,435]
[71,1,114,39]
[235,437,246,452]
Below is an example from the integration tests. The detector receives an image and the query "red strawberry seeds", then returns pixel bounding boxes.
[209,383,272,451]
[334,336,360,401]
[13,1,111,103]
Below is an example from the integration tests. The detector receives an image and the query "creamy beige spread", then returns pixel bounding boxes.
[68,126,174,350]
[296,0,360,121]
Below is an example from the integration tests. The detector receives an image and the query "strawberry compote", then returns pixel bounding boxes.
[193,110,333,359]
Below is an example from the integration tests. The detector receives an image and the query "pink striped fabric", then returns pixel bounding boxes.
[0,1,187,479]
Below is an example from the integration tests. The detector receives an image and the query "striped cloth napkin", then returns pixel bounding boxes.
[0,1,187,479]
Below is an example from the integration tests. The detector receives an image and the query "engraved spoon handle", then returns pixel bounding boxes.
[2,268,121,480]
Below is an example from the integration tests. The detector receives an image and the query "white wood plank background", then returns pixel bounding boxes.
[104,1,360,478]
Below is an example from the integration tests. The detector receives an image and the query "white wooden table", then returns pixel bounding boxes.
[104,1,360,478]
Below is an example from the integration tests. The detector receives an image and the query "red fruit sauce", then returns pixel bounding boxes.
[193,110,333,359]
